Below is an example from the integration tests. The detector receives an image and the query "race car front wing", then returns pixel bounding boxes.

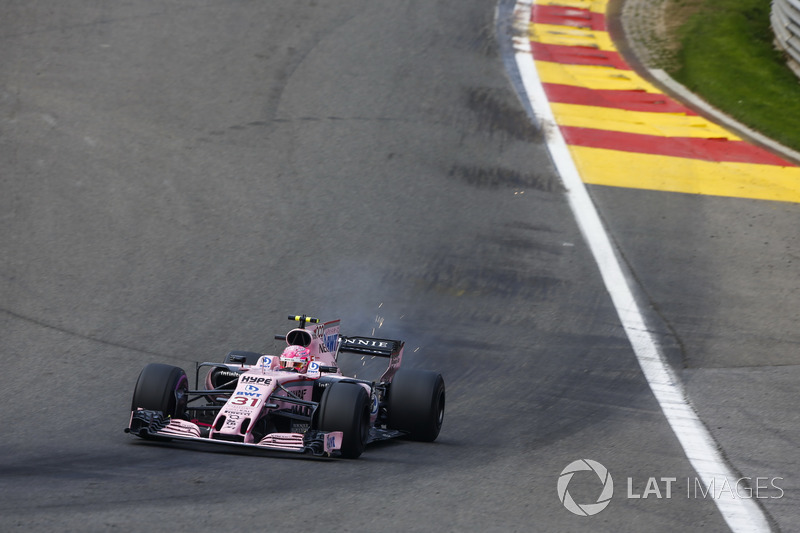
[126,409,343,457]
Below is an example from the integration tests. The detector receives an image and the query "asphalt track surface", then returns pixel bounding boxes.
[0,1,797,532]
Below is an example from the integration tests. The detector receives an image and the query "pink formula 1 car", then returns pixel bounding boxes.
[126,315,445,458]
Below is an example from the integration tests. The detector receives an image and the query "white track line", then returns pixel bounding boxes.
[508,1,771,530]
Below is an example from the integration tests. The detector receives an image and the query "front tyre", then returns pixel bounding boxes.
[316,382,370,459]
[131,363,188,419]
[387,369,445,442]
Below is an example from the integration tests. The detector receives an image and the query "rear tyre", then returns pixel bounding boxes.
[316,382,370,459]
[387,369,445,442]
[131,363,188,419]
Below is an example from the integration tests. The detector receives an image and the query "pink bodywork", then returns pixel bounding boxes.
[131,318,404,456]
[200,319,349,451]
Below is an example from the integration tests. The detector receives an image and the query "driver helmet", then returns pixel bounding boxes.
[280,345,311,372]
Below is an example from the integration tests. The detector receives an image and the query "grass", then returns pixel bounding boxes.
[667,0,800,152]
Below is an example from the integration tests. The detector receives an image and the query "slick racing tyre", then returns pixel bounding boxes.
[316,382,370,459]
[387,369,445,442]
[131,363,189,419]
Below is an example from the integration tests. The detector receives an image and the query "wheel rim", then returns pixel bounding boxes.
[172,374,188,416]
[434,387,445,429]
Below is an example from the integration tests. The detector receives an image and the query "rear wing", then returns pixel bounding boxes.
[338,336,403,382]
[339,336,403,357]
